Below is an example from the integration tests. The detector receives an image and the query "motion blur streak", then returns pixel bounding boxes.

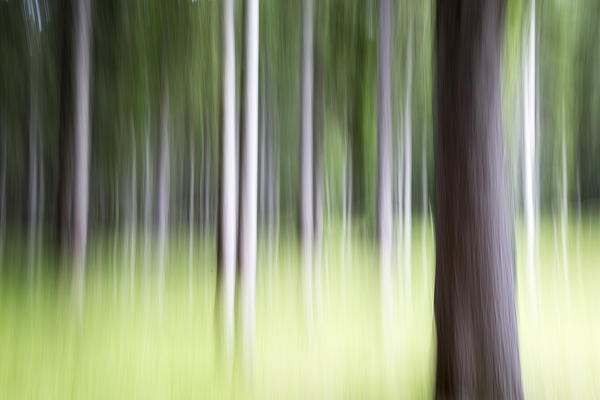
[0,0,599,398]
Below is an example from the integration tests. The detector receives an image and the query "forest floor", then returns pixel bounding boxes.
[0,217,598,399]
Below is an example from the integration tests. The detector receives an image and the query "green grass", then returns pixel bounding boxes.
[0,217,598,398]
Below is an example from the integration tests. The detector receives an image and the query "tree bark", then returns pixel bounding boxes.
[377,0,393,264]
[72,0,93,296]
[300,0,314,321]
[216,0,237,365]
[377,0,393,335]
[156,80,170,300]
[434,0,523,397]
[237,0,259,371]
[57,0,73,258]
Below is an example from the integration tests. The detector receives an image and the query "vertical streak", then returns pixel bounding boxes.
[72,0,92,302]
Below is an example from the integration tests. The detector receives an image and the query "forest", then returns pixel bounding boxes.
[1,0,599,398]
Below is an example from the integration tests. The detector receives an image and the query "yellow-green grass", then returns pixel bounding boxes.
[0,217,598,398]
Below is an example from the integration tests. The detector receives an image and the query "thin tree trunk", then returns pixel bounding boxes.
[189,135,195,305]
[0,132,5,258]
[300,0,314,322]
[377,0,393,330]
[560,113,569,300]
[28,94,39,277]
[434,0,523,397]
[216,0,237,366]
[523,0,537,313]
[403,29,413,302]
[157,81,170,302]
[72,0,93,303]
[237,0,259,371]
[144,133,152,269]
[57,0,73,258]
[129,140,137,300]
[313,7,324,322]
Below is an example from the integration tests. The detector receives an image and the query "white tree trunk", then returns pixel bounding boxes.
[0,133,5,258]
[157,83,170,304]
[561,113,569,301]
[129,142,137,300]
[217,0,237,365]
[523,0,537,313]
[403,32,413,303]
[238,0,259,371]
[300,0,314,322]
[189,138,195,305]
[377,0,393,334]
[28,103,39,277]
[72,0,92,305]
[144,133,152,270]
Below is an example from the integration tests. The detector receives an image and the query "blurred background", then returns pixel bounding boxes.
[0,0,599,398]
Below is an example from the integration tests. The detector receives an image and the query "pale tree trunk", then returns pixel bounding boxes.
[300,0,314,322]
[313,11,324,322]
[396,109,403,287]
[434,0,523,397]
[237,0,259,372]
[421,135,428,296]
[560,111,569,301]
[216,0,237,366]
[377,0,393,327]
[403,30,413,303]
[0,132,5,258]
[144,133,152,269]
[72,0,93,305]
[57,0,73,259]
[189,136,195,305]
[522,0,537,313]
[129,140,137,300]
[157,81,170,305]
[28,96,39,278]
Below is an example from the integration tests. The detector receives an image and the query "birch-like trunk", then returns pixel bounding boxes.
[157,82,170,304]
[72,0,93,304]
[129,141,137,300]
[216,0,237,366]
[523,0,537,313]
[377,0,393,334]
[403,31,413,302]
[0,132,5,258]
[237,0,259,371]
[300,0,314,322]
[188,136,195,305]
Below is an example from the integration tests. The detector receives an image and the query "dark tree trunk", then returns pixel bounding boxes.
[434,0,523,398]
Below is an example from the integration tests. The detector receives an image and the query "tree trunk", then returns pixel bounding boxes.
[434,0,523,397]
[523,0,537,312]
[157,81,170,301]
[72,0,93,300]
[129,140,137,299]
[189,134,195,304]
[0,131,6,257]
[143,133,152,268]
[57,0,73,258]
[300,0,314,321]
[403,30,413,302]
[377,0,393,333]
[216,0,237,365]
[237,0,259,371]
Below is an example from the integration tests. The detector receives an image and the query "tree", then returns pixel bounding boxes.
[72,0,93,299]
[216,0,237,365]
[434,0,523,397]
[377,0,393,327]
[237,0,259,370]
[300,0,313,319]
